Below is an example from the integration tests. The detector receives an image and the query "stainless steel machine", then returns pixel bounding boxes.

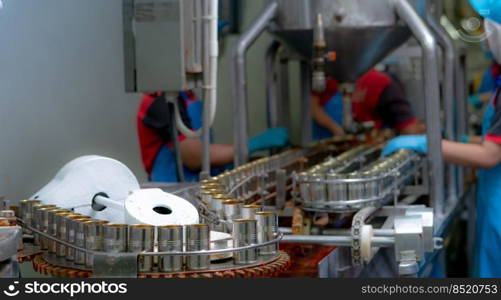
[228,0,469,277]
[4,0,470,278]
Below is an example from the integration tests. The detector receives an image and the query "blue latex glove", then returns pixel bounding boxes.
[381,135,428,157]
[468,94,483,109]
[248,127,289,153]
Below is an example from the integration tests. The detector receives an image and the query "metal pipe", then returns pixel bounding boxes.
[93,195,123,211]
[300,61,313,146]
[232,1,279,166]
[279,53,291,129]
[265,40,281,129]
[281,234,395,247]
[456,52,468,198]
[321,228,395,237]
[200,0,211,178]
[426,3,457,214]
[393,0,444,229]
[167,94,186,182]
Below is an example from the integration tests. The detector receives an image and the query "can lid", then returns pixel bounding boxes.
[242,205,261,209]
[82,220,109,226]
[67,215,91,221]
[255,211,276,216]
[222,200,243,205]
[33,204,56,209]
[158,224,183,229]
[104,223,128,228]
[185,223,209,228]
[129,224,154,229]
[233,219,257,223]
[20,199,41,203]
[54,211,73,216]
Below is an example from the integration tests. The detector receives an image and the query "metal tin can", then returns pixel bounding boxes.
[211,194,232,216]
[83,220,109,268]
[348,173,364,201]
[200,183,225,191]
[222,200,243,221]
[241,205,261,220]
[33,204,56,246]
[158,225,183,272]
[103,224,128,253]
[74,219,91,265]
[19,199,41,233]
[327,173,347,203]
[310,173,326,204]
[255,211,278,255]
[128,225,154,272]
[185,224,210,271]
[55,211,74,258]
[232,219,258,265]
[361,171,378,200]
[47,209,69,254]
[65,215,90,261]
[298,173,312,204]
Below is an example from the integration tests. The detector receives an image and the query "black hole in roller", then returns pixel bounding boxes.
[153,205,172,215]
[91,192,108,212]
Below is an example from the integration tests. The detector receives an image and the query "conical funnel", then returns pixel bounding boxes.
[269,0,420,82]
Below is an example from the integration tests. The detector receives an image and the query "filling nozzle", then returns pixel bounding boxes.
[312,14,326,93]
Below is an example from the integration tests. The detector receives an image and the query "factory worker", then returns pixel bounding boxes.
[311,69,425,139]
[469,43,501,110]
[137,91,289,182]
[382,0,501,277]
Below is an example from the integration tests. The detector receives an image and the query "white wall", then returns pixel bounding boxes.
[0,0,146,203]
[213,0,302,145]
[0,0,302,204]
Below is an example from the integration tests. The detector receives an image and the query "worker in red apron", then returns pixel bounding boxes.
[312,69,425,140]
[137,91,289,182]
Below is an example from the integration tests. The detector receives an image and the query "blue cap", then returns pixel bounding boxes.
[470,0,501,24]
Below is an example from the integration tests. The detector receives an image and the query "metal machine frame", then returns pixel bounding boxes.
[230,0,468,276]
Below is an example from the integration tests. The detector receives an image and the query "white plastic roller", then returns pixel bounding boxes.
[30,155,140,223]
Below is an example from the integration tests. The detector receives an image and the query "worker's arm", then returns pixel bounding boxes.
[311,95,346,136]
[179,138,234,171]
[442,139,501,169]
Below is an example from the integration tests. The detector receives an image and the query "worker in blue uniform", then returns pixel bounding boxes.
[138,91,289,182]
[382,0,501,277]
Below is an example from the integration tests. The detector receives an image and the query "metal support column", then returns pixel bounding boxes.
[232,1,279,166]
[426,2,458,213]
[300,61,313,146]
[393,0,445,229]
[265,40,282,129]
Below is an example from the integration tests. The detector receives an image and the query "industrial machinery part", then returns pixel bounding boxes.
[282,205,440,277]
[232,0,423,165]
[0,209,22,278]
[232,219,258,265]
[15,198,288,278]
[296,149,423,212]
[123,0,220,177]
[32,251,291,278]
[311,14,327,93]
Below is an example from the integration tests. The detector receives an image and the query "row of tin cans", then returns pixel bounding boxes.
[201,148,307,200]
[298,149,417,204]
[200,190,264,221]
[19,202,279,273]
